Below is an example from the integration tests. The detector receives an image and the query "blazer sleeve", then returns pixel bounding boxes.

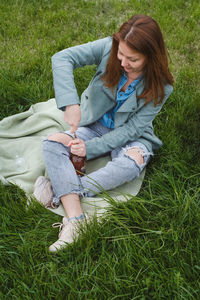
[85,84,173,160]
[51,37,112,109]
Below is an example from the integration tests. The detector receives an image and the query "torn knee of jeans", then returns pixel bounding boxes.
[47,132,72,146]
[125,147,144,165]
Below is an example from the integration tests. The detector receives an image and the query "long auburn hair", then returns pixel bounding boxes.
[102,15,174,106]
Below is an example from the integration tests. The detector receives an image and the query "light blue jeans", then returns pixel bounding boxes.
[42,121,152,206]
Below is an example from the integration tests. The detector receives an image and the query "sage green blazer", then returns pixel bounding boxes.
[52,37,173,160]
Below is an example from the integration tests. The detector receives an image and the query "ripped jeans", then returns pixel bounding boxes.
[42,121,152,206]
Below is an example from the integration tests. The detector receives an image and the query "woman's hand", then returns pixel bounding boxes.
[64,104,81,133]
[68,138,86,157]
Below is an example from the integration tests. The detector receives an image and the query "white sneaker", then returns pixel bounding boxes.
[33,176,56,208]
[49,215,89,252]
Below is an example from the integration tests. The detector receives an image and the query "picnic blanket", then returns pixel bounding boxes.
[0,98,145,217]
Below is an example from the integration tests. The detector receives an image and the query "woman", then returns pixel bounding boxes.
[34,14,174,252]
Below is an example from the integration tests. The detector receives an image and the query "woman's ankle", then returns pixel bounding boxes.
[61,193,83,218]
[67,213,85,222]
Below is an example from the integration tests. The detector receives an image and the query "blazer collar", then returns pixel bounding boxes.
[102,78,144,111]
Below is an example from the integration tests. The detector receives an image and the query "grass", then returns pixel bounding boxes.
[0,0,200,299]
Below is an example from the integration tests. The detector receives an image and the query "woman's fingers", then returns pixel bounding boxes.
[68,138,82,147]
[63,105,81,132]
[69,125,78,134]
[68,139,86,157]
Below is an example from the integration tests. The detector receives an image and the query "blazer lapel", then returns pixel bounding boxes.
[117,79,144,112]
[102,85,117,102]
[117,91,137,112]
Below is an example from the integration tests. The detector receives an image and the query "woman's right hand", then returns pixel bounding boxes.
[64,104,81,133]
[68,138,86,157]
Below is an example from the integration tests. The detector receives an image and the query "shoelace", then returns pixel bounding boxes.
[52,222,69,238]
[45,199,59,209]
[52,222,65,232]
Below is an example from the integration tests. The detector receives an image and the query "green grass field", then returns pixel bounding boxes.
[0,0,200,299]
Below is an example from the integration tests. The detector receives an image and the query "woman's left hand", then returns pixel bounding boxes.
[68,138,86,157]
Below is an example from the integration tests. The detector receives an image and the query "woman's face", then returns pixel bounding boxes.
[117,40,146,76]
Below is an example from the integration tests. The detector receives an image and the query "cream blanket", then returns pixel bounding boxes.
[0,99,145,217]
